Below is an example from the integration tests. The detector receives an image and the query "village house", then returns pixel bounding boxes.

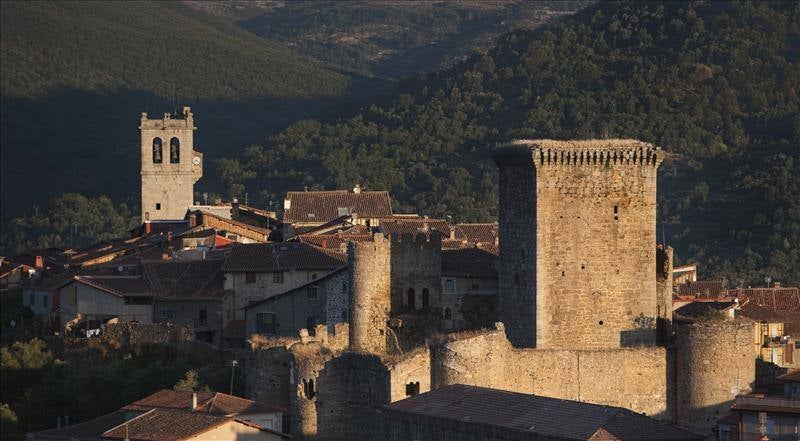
[58,275,154,333]
[440,247,498,330]
[281,186,393,237]
[222,242,347,320]
[383,384,704,441]
[30,389,289,441]
[244,266,348,337]
[144,259,234,346]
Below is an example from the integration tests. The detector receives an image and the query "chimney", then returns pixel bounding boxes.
[449,226,456,240]
[321,239,328,249]
[353,184,361,194]
[231,199,240,220]
[145,222,151,235]
[35,255,44,269]
[188,212,197,228]
[192,392,198,410]
[774,282,781,288]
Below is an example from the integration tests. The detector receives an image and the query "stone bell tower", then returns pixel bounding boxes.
[139,106,203,222]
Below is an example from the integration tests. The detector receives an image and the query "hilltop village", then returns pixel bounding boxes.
[3,108,799,440]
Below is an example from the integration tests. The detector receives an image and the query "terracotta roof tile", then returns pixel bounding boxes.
[124,389,286,415]
[454,223,498,244]
[298,233,374,251]
[673,301,737,321]
[379,218,451,237]
[676,280,728,298]
[142,259,229,300]
[731,287,800,311]
[102,408,229,441]
[33,410,134,440]
[384,384,702,440]
[74,276,152,297]
[284,190,392,223]
[222,242,346,272]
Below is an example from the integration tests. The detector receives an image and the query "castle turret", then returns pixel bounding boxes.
[139,106,203,222]
[390,232,442,313]
[675,319,755,435]
[348,234,391,354]
[494,139,663,349]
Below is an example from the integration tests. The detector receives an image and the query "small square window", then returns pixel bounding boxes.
[245,273,256,284]
[155,203,161,210]
[307,286,318,300]
[471,283,479,290]
[273,272,284,283]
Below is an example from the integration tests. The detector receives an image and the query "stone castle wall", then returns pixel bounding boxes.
[316,353,390,441]
[495,140,662,349]
[388,348,432,402]
[432,324,669,418]
[348,236,391,354]
[390,233,442,312]
[675,319,756,434]
[101,322,192,348]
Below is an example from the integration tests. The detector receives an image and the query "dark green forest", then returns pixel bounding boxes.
[216,1,800,286]
[236,0,589,79]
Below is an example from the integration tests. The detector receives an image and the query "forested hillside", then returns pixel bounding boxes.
[0,0,383,220]
[230,1,589,78]
[215,1,799,285]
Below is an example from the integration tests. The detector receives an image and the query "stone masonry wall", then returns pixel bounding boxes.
[495,140,662,349]
[388,348,432,402]
[140,109,202,222]
[432,324,669,418]
[348,236,391,354]
[675,319,756,435]
[316,353,390,441]
[495,148,538,348]
[390,233,442,312]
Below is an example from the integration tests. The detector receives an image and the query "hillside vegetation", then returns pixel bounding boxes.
[0,1,350,100]
[216,1,800,285]
[0,0,384,220]
[232,0,589,79]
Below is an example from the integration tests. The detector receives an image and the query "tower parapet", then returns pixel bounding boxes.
[494,139,663,349]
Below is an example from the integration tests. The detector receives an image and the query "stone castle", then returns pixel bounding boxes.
[244,139,757,440]
[139,106,203,222]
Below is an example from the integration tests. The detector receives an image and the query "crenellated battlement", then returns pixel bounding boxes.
[139,106,196,131]
[495,139,662,167]
[389,231,442,248]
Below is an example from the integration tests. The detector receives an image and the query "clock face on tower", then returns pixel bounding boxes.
[192,156,201,166]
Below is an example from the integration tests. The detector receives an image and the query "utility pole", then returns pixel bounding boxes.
[229,360,238,395]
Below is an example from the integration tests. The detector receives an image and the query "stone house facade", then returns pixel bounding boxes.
[244,266,347,338]
[222,243,347,319]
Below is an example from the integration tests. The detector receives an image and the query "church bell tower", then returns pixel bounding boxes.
[139,106,203,222]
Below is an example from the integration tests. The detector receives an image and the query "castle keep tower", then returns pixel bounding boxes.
[139,107,203,222]
[494,139,663,349]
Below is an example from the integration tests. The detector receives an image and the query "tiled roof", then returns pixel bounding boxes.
[737,301,800,334]
[124,389,286,415]
[384,384,703,440]
[33,410,134,440]
[142,259,229,300]
[379,218,451,237]
[454,223,498,244]
[442,248,498,278]
[676,280,728,298]
[74,276,152,297]
[102,408,230,441]
[673,301,737,321]
[731,287,800,311]
[284,190,392,223]
[222,242,346,272]
[778,370,800,383]
[298,233,373,251]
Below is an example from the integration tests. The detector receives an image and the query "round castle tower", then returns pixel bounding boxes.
[348,234,391,354]
[675,319,756,434]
